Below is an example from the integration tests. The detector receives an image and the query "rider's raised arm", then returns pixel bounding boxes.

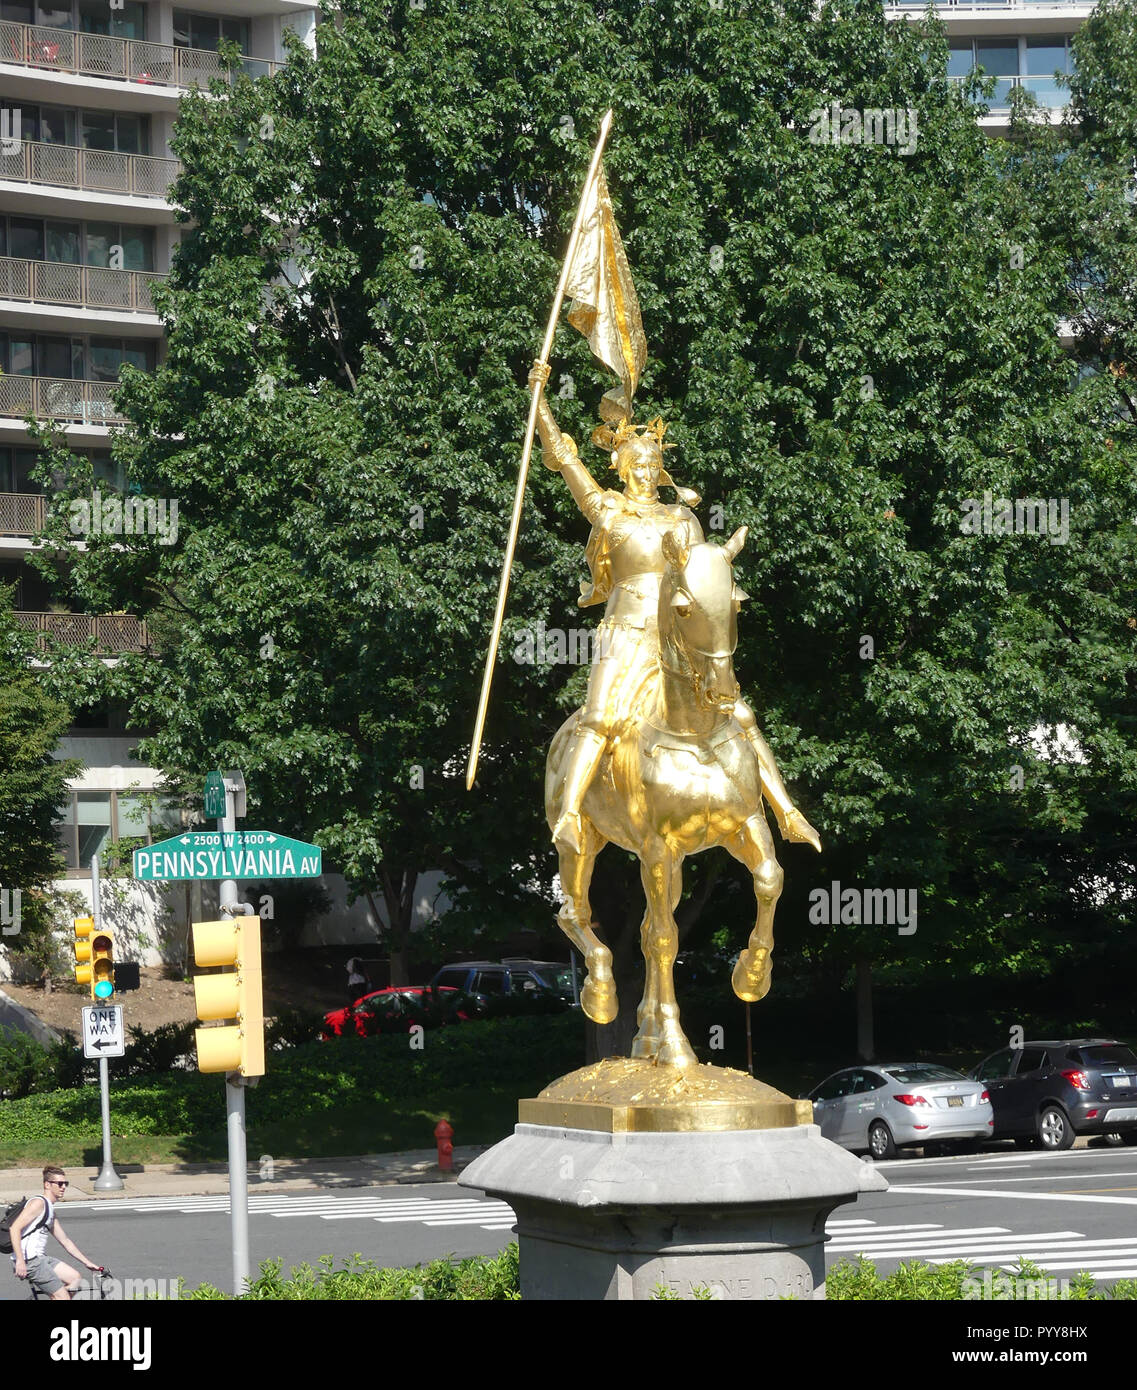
[528,364,604,523]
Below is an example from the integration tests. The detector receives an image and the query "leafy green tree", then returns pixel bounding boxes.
[33,0,1137,1051]
[0,594,79,971]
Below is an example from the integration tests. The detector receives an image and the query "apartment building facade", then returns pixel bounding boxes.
[885,0,1095,132]
[0,0,349,966]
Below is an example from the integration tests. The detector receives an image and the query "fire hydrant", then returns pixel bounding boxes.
[434,1119,454,1172]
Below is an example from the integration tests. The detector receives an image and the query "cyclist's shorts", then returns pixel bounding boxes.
[21,1254,64,1294]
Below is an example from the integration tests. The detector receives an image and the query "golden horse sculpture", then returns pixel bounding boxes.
[547,522,800,1071]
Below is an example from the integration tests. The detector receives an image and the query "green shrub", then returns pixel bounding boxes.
[122,1022,196,1076]
[265,1009,326,1050]
[187,1245,521,1300]
[0,1030,58,1099]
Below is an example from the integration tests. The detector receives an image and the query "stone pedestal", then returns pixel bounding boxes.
[459,1063,888,1301]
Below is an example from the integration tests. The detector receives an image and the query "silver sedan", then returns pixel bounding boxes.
[807,1062,995,1159]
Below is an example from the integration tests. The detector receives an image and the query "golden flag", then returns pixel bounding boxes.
[563,164,647,423]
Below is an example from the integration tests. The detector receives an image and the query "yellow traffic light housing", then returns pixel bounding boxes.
[73,916,94,990]
[90,929,115,1000]
[192,916,264,1077]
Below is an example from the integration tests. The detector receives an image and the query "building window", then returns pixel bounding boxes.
[0,332,155,379]
[57,790,181,872]
[951,35,1074,108]
[0,446,40,493]
[0,217,156,271]
[15,104,149,154]
[173,10,249,54]
[0,0,145,38]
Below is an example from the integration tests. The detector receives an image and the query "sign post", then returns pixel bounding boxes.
[217,771,252,1298]
[131,770,322,1295]
[89,854,124,1193]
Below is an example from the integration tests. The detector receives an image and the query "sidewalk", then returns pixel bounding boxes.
[0,1145,491,1204]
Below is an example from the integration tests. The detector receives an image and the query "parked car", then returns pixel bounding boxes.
[429,959,576,1004]
[970,1038,1137,1151]
[321,986,467,1040]
[806,1062,994,1159]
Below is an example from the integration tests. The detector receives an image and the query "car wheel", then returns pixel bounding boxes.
[868,1121,896,1160]
[1037,1105,1075,1151]
[1121,1132,1137,1147]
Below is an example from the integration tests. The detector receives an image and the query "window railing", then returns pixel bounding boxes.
[0,491,46,536]
[889,0,1092,8]
[0,20,279,87]
[0,256,163,312]
[0,374,126,425]
[14,608,151,654]
[0,139,178,198]
[950,73,1071,109]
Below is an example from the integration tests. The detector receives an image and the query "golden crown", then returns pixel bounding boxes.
[590,416,677,453]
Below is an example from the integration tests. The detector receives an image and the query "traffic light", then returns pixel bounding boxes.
[90,928,115,1000]
[72,916,93,990]
[191,916,264,1076]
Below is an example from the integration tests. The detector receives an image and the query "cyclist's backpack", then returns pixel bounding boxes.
[0,1197,47,1254]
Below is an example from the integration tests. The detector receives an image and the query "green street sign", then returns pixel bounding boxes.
[203,770,226,819]
[133,831,322,882]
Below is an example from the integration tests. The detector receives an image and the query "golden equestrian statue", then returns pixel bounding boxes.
[468,112,820,1075]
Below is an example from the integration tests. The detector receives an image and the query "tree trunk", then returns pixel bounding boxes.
[855,953,874,1061]
[371,866,417,987]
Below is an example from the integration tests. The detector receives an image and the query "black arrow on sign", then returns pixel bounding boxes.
[89,1037,114,1051]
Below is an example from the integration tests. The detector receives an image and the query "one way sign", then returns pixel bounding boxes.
[82,1004,125,1059]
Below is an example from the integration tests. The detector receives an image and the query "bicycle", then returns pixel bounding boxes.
[27,1265,115,1301]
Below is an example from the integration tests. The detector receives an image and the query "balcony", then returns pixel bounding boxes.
[0,490,45,536]
[0,20,280,89]
[14,608,151,653]
[0,256,162,313]
[951,73,1071,109]
[0,374,125,425]
[0,140,177,199]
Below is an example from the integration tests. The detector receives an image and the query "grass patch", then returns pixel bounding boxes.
[0,1014,586,1167]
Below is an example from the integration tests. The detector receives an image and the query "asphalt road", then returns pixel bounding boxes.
[8,1145,1137,1299]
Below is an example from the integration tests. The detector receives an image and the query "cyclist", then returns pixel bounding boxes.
[10,1166,103,1300]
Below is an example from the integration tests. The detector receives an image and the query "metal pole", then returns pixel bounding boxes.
[466,108,614,790]
[218,789,250,1295]
[90,854,123,1192]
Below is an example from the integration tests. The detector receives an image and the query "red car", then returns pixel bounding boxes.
[321,986,468,1039]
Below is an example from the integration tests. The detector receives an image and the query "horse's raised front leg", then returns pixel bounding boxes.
[556,823,617,1025]
[639,844,696,1069]
[727,811,784,1003]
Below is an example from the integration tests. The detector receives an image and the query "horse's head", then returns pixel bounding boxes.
[658,525,749,713]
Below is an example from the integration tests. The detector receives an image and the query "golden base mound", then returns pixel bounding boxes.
[518,1057,814,1133]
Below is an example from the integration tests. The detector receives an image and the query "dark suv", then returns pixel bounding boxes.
[429,959,575,1004]
[970,1038,1137,1151]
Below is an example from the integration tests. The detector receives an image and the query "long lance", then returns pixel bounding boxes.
[466,108,614,790]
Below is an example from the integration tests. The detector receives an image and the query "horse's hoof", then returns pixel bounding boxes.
[732,949,772,1003]
[581,977,618,1025]
[553,811,584,856]
[630,1035,659,1060]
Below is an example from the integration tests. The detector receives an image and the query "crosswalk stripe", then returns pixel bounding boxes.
[829,1226,1013,1245]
